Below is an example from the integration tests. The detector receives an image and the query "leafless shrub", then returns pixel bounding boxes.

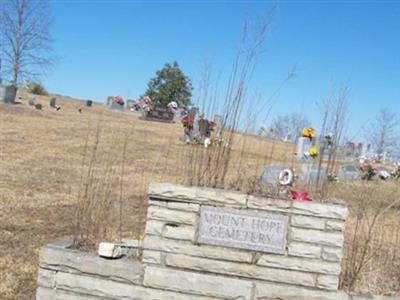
[313,86,349,196]
[183,9,277,190]
[73,117,129,250]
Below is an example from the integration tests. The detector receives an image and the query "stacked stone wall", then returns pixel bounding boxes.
[36,182,397,300]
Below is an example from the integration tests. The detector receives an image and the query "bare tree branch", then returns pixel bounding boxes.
[0,0,53,85]
[366,108,399,160]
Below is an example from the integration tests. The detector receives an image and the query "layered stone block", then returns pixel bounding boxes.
[36,183,396,300]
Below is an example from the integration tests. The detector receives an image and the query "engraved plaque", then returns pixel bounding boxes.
[198,206,288,254]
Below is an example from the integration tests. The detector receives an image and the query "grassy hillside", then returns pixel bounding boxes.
[0,92,295,299]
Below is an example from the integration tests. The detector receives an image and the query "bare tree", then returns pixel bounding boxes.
[367,108,399,160]
[269,113,310,141]
[0,0,53,85]
[316,86,348,195]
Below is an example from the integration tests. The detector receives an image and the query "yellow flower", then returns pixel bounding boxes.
[301,127,315,139]
[310,146,318,158]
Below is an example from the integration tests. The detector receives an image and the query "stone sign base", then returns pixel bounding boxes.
[36,183,397,300]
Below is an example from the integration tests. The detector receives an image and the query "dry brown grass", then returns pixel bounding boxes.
[0,92,295,299]
[0,93,399,298]
[328,181,400,296]
[0,95,172,299]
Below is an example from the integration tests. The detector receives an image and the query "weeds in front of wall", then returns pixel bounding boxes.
[73,116,129,250]
[328,182,400,295]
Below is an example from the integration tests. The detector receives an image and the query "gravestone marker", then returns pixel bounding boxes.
[213,114,223,137]
[107,96,124,110]
[28,95,36,106]
[0,85,17,103]
[198,205,288,254]
[260,165,287,186]
[111,101,124,110]
[49,97,57,108]
[198,118,209,137]
[298,163,327,184]
[296,137,311,160]
[143,105,175,122]
[173,108,185,122]
[337,164,361,181]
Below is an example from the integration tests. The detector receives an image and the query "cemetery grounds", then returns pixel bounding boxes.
[0,93,399,299]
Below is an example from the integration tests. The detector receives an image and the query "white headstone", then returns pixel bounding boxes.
[296,137,311,160]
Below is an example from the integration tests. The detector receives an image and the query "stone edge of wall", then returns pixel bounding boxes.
[148,182,349,220]
[36,238,398,300]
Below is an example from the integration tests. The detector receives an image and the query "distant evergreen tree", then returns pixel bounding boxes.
[145,62,193,107]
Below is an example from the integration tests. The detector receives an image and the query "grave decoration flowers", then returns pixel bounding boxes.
[278,169,295,186]
[301,127,315,140]
[289,189,312,201]
[181,114,194,129]
[328,172,339,182]
[393,166,400,180]
[129,101,141,111]
[141,96,153,112]
[309,146,319,158]
[114,95,124,106]
[167,101,179,114]
[359,162,376,180]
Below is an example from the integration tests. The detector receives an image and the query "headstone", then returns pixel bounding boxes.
[296,137,311,160]
[213,114,223,137]
[126,99,135,110]
[298,163,327,184]
[0,85,17,103]
[49,97,57,108]
[106,96,113,106]
[382,150,388,162]
[345,142,356,157]
[28,95,36,106]
[213,114,223,128]
[192,113,201,139]
[111,101,124,110]
[260,165,287,186]
[198,118,209,138]
[174,108,186,122]
[181,107,200,141]
[143,105,175,122]
[198,205,288,254]
[337,164,361,181]
[106,96,124,110]
[355,143,363,157]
